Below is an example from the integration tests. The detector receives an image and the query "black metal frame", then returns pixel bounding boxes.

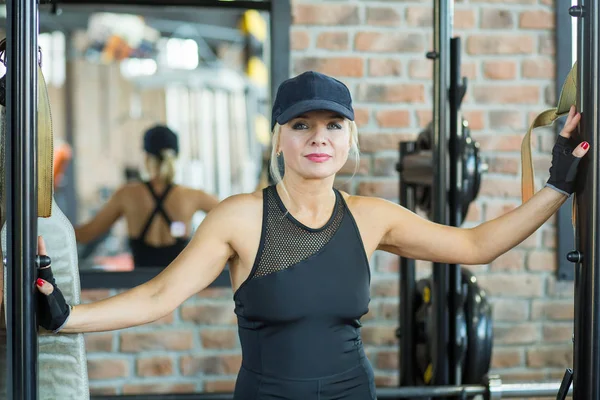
[5,1,39,399]
[572,0,600,398]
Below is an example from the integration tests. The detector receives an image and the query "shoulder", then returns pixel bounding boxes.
[338,191,392,215]
[205,190,263,222]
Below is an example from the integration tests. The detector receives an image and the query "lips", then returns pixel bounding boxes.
[305,153,332,163]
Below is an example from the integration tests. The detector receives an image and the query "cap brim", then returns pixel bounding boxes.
[276,99,354,126]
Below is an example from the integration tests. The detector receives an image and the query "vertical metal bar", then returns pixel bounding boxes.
[269,0,290,106]
[62,32,78,223]
[399,142,417,391]
[5,0,39,399]
[431,0,451,390]
[447,36,462,390]
[573,0,600,397]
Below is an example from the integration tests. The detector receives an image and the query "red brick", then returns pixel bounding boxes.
[85,333,114,352]
[362,326,397,346]
[357,181,399,200]
[87,358,129,380]
[466,35,534,55]
[485,202,518,220]
[205,380,237,392]
[500,370,547,382]
[359,134,417,153]
[479,177,521,198]
[149,311,175,326]
[480,9,514,29]
[462,62,478,79]
[373,156,399,177]
[543,324,573,343]
[376,110,411,128]
[486,156,520,174]
[472,85,539,104]
[339,157,370,176]
[405,7,432,27]
[542,229,557,249]
[527,250,557,272]
[372,279,398,298]
[293,5,359,25]
[531,300,574,321]
[476,274,545,297]
[180,304,237,325]
[471,0,535,3]
[483,61,517,80]
[354,108,370,127]
[181,354,242,376]
[455,9,476,29]
[380,302,399,321]
[123,384,195,395]
[293,57,364,77]
[491,348,523,369]
[291,30,310,51]
[409,59,432,79]
[356,83,426,103]
[200,329,239,349]
[522,58,555,79]
[539,33,555,55]
[475,133,537,152]
[316,32,348,51]
[376,350,399,369]
[490,249,526,271]
[489,110,524,130]
[464,202,482,222]
[527,346,572,367]
[416,110,432,128]
[520,10,555,29]
[491,299,530,321]
[355,32,425,53]
[136,356,173,377]
[369,59,402,77]
[463,110,485,130]
[120,331,194,352]
[367,7,401,26]
[494,323,541,344]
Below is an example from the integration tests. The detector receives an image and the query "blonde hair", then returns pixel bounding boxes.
[269,120,360,196]
[146,149,177,183]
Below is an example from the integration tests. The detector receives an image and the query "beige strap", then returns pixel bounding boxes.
[0,38,54,218]
[521,61,578,225]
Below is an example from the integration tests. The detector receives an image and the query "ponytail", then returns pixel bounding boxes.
[146,149,177,184]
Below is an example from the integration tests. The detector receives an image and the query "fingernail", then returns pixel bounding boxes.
[36,278,44,287]
[582,141,590,150]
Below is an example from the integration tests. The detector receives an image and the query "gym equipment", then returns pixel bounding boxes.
[397,0,489,395]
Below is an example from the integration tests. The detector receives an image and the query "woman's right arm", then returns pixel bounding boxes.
[43,195,243,334]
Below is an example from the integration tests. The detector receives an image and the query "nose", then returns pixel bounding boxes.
[310,126,327,146]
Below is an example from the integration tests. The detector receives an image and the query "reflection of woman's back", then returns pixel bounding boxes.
[74,125,219,268]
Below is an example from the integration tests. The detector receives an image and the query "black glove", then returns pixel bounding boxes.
[37,265,71,333]
[546,135,583,196]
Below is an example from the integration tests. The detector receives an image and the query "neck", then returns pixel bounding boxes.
[278,173,336,215]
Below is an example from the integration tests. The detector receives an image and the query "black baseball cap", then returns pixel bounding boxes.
[143,125,179,157]
[271,71,354,130]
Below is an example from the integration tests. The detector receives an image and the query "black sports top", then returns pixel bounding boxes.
[128,182,189,268]
[233,185,372,385]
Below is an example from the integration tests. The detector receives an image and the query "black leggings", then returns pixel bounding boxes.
[233,356,376,400]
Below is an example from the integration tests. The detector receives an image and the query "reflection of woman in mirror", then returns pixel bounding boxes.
[38,72,588,399]
[74,125,219,268]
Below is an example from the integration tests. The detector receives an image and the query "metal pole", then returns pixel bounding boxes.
[399,142,417,391]
[573,0,600,397]
[5,0,39,399]
[431,0,452,390]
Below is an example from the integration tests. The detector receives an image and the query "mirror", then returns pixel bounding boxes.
[34,3,273,278]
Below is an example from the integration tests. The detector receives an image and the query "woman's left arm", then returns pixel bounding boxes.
[375,106,588,265]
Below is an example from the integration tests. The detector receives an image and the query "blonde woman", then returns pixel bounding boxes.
[74,125,219,268]
[39,71,587,399]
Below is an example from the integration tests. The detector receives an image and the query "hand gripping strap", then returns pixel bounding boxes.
[521,61,578,226]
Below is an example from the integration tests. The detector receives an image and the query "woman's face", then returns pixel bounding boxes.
[277,110,352,181]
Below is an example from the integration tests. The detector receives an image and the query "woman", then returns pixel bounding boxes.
[74,125,219,268]
[36,71,587,399]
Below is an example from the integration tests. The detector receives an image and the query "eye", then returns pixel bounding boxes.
[292,122,308,130]
[328,122,343,130]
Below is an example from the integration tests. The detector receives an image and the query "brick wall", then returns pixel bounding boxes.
[82,0,573,395]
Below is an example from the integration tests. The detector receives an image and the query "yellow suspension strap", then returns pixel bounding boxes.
[520,61,578,226]
[0,38,54,218]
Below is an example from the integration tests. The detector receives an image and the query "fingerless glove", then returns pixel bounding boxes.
[545,136,582,196]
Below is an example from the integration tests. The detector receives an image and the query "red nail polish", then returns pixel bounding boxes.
[36,278,44,287]
[583,142,590,150]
